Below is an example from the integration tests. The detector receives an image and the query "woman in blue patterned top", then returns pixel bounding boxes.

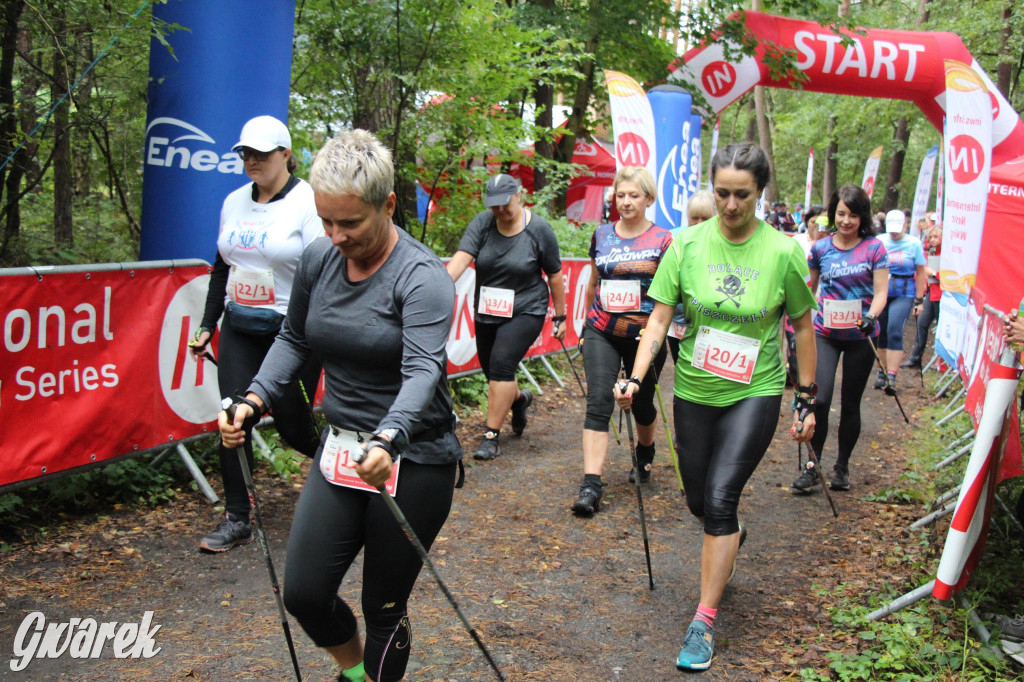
[874,210,926,393]
[571,166,674,516]
[792,185,889,493]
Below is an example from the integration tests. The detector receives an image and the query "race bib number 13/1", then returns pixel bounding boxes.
[691,326,760,384]
[822,299,861,329]
[320,426,400,495]
[478,286,515,318]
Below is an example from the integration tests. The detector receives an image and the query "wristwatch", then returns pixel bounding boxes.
[796,382,818,397]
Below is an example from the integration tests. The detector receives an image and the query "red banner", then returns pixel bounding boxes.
[1,264,222,489]
[1,259,596,490]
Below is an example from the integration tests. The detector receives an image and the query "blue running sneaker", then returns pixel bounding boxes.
[676,620,715,670]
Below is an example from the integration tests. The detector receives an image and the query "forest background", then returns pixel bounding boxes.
[1,0,1022,269]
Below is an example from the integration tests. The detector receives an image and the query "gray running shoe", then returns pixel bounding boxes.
[791,461,821,493]
[473,430,500,460]
[830,466,851,491]
[199,513,253,553]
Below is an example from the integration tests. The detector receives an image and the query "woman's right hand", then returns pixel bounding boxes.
[189,329,212,359]
[218,402,252,449]
[613,379,636,410]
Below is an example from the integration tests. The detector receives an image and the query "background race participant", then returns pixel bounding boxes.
[667,190,718,363]
[447,174,565,461]
[874,210,926,394]
[618,141,817,672]
[571,166,673,516]
[792,184,888,494]
[221,129,461,682]
[902,225,942,370]
[191,115,323,554]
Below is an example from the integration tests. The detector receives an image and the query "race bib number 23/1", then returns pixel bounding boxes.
[691,326,760,384]
[320,426,400,495]
[822,299,861,329]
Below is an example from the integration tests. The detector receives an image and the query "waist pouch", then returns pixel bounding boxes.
[225,301,285,336]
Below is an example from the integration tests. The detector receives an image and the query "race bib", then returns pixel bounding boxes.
[320,426,400,495]
[228,267,276,306]
[691,326,760,384]
[822,299,861,330]
[478,286,514,318]
[600,280,641,313]
[667,321,687,339]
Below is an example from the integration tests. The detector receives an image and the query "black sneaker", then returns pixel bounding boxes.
[510,389,533,436]
[629,443,655,483]
[900,358,922,369]
[883,373,897,396]
[473,430,500,460]
[830,466,850,491]
[199,513,253,553]
[791,461,820,494]
[873,370,887,390]
[571,481,604,517]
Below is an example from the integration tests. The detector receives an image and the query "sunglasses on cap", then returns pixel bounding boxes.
[237,147,284,162]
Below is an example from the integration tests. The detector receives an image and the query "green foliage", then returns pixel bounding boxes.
[449,372,490,410]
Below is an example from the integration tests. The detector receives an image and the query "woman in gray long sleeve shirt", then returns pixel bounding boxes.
[220,129,461,682]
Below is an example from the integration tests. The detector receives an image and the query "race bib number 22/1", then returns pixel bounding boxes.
[691,326,760,384]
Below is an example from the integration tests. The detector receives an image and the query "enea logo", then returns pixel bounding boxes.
[571,264,592,338]
[948,134,986,184]
[657,144,687,225]
[159,275,222,424]
[701,61,738,98]
[446,269,477,367]
[145,117,244,175]
[616,132,651,167]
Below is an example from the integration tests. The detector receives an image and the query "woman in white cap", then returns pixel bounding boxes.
[190,115,323,553]
[873,209,926,394]
[446,173,566,461]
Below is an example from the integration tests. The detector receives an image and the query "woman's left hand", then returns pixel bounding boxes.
[355,447,393,489]
[791,410,815,443]
[552,320,566,341]
[613,379,634,411]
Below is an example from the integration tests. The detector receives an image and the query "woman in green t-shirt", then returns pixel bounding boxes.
[616,142,818,672]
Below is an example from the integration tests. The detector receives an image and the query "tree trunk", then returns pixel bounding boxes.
[0,0,26,257]
[52,6,74,247]
[534,79,553,197]
[551,37,598,216]
[880,116,909,213]
[997,4,1012,98]
[743,97,757,142]
[822,114,838,203]
[754,86,777,202]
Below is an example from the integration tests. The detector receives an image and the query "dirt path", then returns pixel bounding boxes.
[0,361,939,681]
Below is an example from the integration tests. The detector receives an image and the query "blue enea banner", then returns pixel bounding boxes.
[140,1,297,262]
[647,85,691,231]
[687,113,703,198]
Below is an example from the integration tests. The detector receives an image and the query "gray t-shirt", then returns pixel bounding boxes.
[457,209,562,323]
[249,229,461,465]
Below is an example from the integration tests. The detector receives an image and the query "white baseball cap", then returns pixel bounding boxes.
[232,115,291,153]
[885,209,906,233]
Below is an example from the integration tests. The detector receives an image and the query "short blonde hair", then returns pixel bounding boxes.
[310,129,394,209]
[687,190,716,225]
[613,166,657,202]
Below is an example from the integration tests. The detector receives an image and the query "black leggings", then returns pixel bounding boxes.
[283,456,457,682]
[475,315,545,382]
[217,315,322,516]
[810,335,876,471]
[909,298,939,363]
[581,325,666,431]
[673,394,781,536]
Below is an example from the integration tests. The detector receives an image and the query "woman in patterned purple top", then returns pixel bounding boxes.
[792,184,889,494]
[571,167,674,516]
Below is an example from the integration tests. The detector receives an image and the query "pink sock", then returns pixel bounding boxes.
[694,603,717,628]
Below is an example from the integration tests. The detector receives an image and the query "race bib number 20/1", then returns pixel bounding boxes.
[691,326,760,384]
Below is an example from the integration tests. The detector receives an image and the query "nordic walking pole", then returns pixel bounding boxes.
[654,381,684,496]
[866,340,910,424]
[352,448,506,681]
[221,399,302,682]
[618,387,655,590]
[798,440,839,518]
[557,336,586,398]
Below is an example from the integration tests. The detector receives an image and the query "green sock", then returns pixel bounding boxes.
[341,661,364,681]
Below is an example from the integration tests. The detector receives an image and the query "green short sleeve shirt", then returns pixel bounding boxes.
[649,218,817,406]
